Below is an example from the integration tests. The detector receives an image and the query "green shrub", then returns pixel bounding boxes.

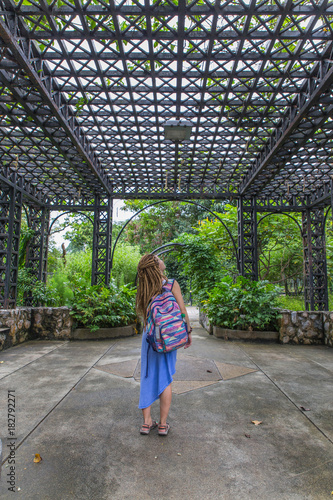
[17,268,57,307]
[66,249,92,286]
[277,293,333,311]
[48,268,73,306]
[111,243,141,287]
[69,278,137,332]
[46,250,92,306]
[173,233,226,304]
[203,276,281,331]
[277,294,304,311]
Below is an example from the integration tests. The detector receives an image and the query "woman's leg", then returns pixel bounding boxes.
[142,405,153,425]
[159,383,172,425]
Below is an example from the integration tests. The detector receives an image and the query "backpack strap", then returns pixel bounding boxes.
[162,279,174,292]
[147,279,174,312]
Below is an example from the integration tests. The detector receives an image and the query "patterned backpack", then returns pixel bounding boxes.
[146,279,188,355]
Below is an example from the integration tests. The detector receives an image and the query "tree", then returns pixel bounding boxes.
[122,199,228,254]
[193,205,303,293]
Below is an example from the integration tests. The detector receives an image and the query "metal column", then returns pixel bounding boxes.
[302,208,328,311]
[25,205,50,305]
[0,179,23,308]
[92,196,113,286]
[237,197,258,280]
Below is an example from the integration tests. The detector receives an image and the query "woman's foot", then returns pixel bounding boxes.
[140,420,158,435]
[158,422,170,436]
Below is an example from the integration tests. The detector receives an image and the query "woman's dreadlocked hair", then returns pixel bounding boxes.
[136,253,167,326]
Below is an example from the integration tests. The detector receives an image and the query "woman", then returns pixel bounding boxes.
[136,253,192,436]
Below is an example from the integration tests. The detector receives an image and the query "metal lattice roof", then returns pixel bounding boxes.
[1,0,333,206]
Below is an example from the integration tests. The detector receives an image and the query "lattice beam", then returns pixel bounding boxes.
[24,205,49,306]
[5,3,330,17]
[237,197,258,281]
[302,208,328,311]
[240,59,333,196]
[0,165,46,206]
[92,197,113,287]
[0,177,22,308]
[0,0,333,204]
[0,13,112,197]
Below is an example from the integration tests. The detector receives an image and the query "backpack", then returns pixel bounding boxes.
[144,279,188,377]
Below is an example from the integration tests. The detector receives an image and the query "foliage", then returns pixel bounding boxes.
[46,241,63,275]
[277,294,304,311]
[65,249,92,285]
[111,244,141,287]
[122,201,192,254]
[202,276,281,331]
[18,227,35,268]
[16,268,57,307]
[257,213,303,290]
[122,200,227,254]
[163,253,189,303]
[172,233,226,304]
[47,250,91,306]
[194,205,303,292]
[325,220,333,292]
[277,292,333,312]
[47,243,141,306]
[69,279,136,332]
[47,267,74,306]
[194,203,239,277]
[52,212,93,252]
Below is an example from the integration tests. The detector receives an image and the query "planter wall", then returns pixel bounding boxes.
[0,307,138,352]
[201,309,333,346]
[199,309,213,334]
[1,307,332,352]
[31,307,73,340]
[213,326,278,342]
[277,310,324,345]
[0,308,31,351]
[322,312,333,347]
[73,324,137,340]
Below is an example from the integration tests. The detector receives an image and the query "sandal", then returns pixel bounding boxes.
[140,420,158,435]
[158,423,170,436]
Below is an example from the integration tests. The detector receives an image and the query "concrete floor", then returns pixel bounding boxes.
[0,307,332,500]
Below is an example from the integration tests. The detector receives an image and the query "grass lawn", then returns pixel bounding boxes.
[277,293,333,311]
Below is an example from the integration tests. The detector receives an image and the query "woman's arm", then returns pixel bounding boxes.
[172,280,192,348]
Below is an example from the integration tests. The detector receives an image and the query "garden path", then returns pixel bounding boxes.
[0,307,332,499]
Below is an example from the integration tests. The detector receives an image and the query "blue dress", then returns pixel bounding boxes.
[138,280,178,409]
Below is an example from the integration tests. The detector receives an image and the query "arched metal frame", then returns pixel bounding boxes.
[257,211,304,303]
[110,199,239,270]
[156,249,182,257]
[151,243,185,256]
[324,206,332,228]
[48,211,94,236]
[257,213,302,235]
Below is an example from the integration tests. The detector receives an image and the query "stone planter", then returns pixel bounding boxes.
[323,312,333,347]
[213,326,278,342]
[278,310,324,345]
[0,308,32,351]
[199,308,213,334]
[72,323,137,340]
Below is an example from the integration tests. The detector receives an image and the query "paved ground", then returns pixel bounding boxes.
[0,307,332,500]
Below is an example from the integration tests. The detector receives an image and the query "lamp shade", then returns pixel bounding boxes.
[164,119,192,141]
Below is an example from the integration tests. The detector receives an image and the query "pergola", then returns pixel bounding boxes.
[0,0,333,310]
